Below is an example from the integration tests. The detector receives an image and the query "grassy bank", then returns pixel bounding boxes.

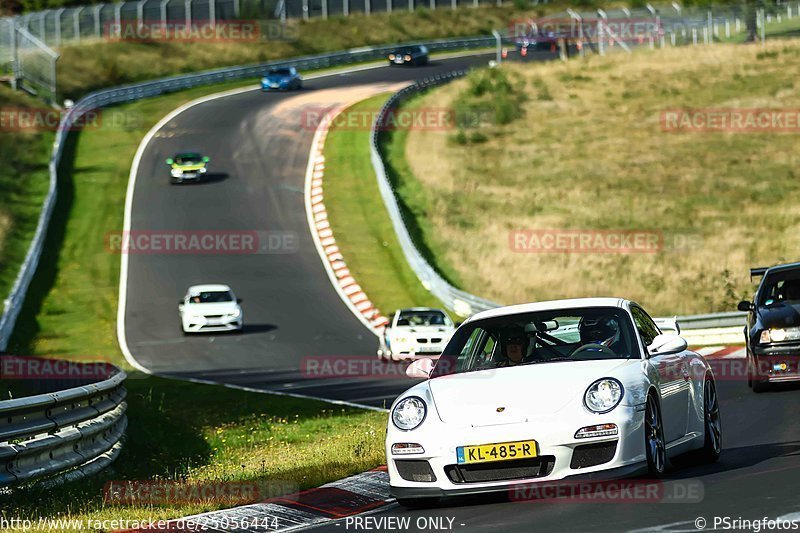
[1,76,385,529]
[0,86,53,328]
[389,41,800,315]
[323,95,446,316]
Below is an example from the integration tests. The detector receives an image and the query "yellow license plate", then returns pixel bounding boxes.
[456,440,537,464]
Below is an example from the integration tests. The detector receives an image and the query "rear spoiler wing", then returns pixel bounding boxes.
[750,267,769,281]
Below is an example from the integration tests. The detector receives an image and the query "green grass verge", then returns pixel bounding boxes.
[322,95,446,316]
[0,86,53,345]
[1,74,386,529]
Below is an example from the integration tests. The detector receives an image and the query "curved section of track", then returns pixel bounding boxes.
[122,55,492,408]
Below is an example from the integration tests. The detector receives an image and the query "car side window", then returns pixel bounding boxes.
[631,306,661,349]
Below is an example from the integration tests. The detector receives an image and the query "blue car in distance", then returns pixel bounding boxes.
[261,66,303,91]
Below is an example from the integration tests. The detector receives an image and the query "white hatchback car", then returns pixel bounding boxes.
[387,298,721,507]
[178,284,243,334]
[378,308,456,361]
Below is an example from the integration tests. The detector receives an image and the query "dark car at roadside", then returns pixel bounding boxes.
[387,45,429,66]
[739,262,800,392]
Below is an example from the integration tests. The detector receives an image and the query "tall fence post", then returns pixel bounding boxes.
[185,0,192,27]
[209,0,216,26]
[115,3,122,30]
[409,0,413,12]
[94,5,103,39]
[54,8,65,46]
[137,0,146,27]
[387,0,392,12]
[302,0,309,20]
[161,0,169,28]
[233,0,240,17]
[322,0,328,18]
[38,12,46,42]
[74,7,82,42]
[344,0,349,16]
[10,20,17,91]
[365,0,371,15]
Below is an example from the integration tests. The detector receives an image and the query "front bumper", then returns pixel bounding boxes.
[386,404,646,498]
[183,315,243,333]
[752,344,800,382]
[390,462,647,499]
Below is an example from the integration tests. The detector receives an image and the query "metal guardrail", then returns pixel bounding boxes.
[370,72,750,333]
[370,70,500,319]
[0,36,494,353]
[0,364,127,487]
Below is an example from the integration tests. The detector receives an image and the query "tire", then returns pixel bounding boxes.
[752,379,769,393]
[645,393,667,476]
[699,377,722,463]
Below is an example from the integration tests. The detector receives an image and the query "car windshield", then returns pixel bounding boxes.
[175,154,202,164]
[758,271,800,306]
[268,68,292,76]
[189,291,234,304]
[431,306,637,377]
[397,310,449,327]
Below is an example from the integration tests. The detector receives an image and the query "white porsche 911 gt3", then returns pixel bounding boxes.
[178,284,243,334]
[378,308,456,361]
[387,298,721,507]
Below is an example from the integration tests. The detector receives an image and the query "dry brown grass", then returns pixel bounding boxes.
[400,41,800,315]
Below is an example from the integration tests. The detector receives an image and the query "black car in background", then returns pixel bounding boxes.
[387,45,429,66]
[739,262,800,392]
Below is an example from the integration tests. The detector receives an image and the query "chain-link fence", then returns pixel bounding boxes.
[491,1,794,61]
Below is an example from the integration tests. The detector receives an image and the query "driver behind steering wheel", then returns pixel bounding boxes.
[497,328,529,367]
[578,314,623,355]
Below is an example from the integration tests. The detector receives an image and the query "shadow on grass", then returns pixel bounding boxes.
[378,128,460,288]
[6,130,78,356]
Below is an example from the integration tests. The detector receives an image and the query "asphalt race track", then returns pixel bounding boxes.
[306,355,800,532]
[123,54,494,409]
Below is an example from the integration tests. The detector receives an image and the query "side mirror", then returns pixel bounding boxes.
[406,358,434,379]
[165,158,174,165]
[738,300,753,312]
[202,156,210,163]
[648,334,688,357]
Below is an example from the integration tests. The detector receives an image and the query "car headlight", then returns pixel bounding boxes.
[759,327,800,344]
[404,55,411,61]
[199,167,207,173]
[229,308,241,318]
[171,168,183,177]
[389,54,395,60]
[392,396,427,431]
[584,378,623,414]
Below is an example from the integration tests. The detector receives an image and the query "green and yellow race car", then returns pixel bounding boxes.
[166,152,209,184]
